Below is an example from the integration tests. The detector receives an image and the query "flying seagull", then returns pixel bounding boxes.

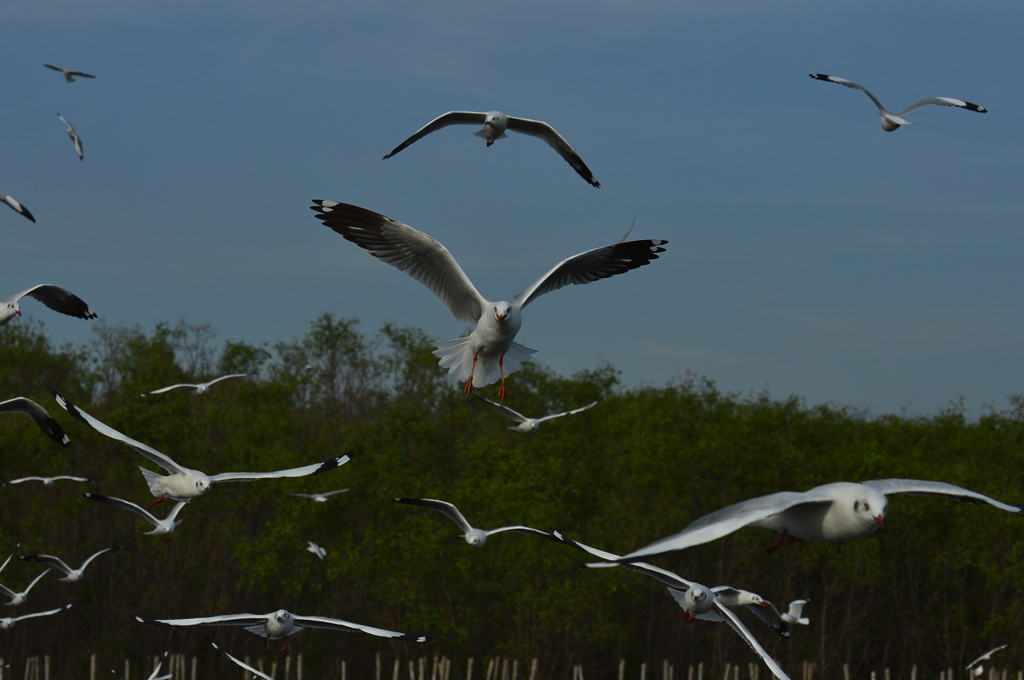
[211,643,276,679]
[474,394,597,432]
[1,193,35,223]
[311,200,666,399]
[0,397,71,446]
[57,114,84,160]
[306,541,326,560]
[966,644,1009,677]
[608,479,1023,563]
[8,475,88,486]
[781,599,810,626]
[140,373,248,397]
[138,609,427,654]
[21,546,116,582]
[808,73,987,131]
[283,488,349,502]
[383,111,601,187]
[394,497,553,547]
[553,532,791,679]
[0,569,50,606]
[84,493,187,535]
[43,64,96,83]
[112,651,172,680]
[55,392,351,501]
[0,604,71,630]
[1,284,97,326]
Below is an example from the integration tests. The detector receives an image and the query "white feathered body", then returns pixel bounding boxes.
[432,304,535,387]
[139,466,211,500]
[752,482,886,541]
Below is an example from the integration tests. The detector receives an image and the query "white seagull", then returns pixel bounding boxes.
[0,604,71,630]
[781,599,810,626]
[111,651,172,680]
[808,73,987,131]
[475,394,598,432]
[21,546,116,582]
[553,532,791,679]
[395,497,553,547]
[0,547,18,575]
[283,488,349,502]
[211,643,276,679]
[140,373,248,397]
[383,110,601,187]
[611,479,1023,563]
[0,397,71,446]
[311,200,667,399]
[137,609,427,653]
[306,541,326,559]
[0,569,50,606]
[8,475,88,487]
[43,64,96,82]
[57,114,84,160]
[1,284,97,326]
[966,644,1009,677]
[54,392,350,501]
[85,493,187,535]
[1,193,35,223]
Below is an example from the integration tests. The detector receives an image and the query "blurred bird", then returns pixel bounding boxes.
[140,373,247,397]
[474,394,597,432]
[57,114,84,160]
[43,64,96,82]
[0,285,97,326]
[394,497,552,547]
[0,397,71,446]
[1,193,35,223]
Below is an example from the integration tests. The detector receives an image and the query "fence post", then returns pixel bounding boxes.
[529,659,537,680]
[467,658,474,680]
[619,659,625,680]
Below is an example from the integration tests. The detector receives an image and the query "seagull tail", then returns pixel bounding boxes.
[138,467,164,496]
[432,338,537,387]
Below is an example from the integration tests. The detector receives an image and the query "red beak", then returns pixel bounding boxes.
[495,314,507,322]
[873,515,884,525]
[15,310,21,316]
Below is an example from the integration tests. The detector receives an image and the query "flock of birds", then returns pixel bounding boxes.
[0,63,1011,680]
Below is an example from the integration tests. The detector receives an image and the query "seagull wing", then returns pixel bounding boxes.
[617,490,833,562]
[551,531,697,590]
[142,384,197,395]
[394,497,473,533]
[714,601,792,680]
[1,194,36,223]
[20,554,72,576]
[78,546,116,571]
[483,526,554,540]
[862,479,1023,514]
[474,394,528,424]
[808,73,889,114]
[786,599,808,619]
[14,604,71,623]
[284,492,318,499]
[139,613,271,628]
[68,70,96,79]
[0,397,70,446]
[23,568,51,594]
[382,111,488,159]
[966,644,1009,670]
[43,64,65,73]
[53,476,88,482]
[54,392,186,475]
[203,373,248,388]
[294,614,427,641]
[13,284,96,320]
[0,583,16,599]
[85,493,161,526]
[536,401,598,423]
[211,642,276,680]
[209,454,350,483]
[898,97,987,116]
[506,116,600,187]
[513,239,667,310]
[310,200,487,323]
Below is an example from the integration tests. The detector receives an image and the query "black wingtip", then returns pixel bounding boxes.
[315,453,352,474]
[808,73,829,81]
[52,390,88,425]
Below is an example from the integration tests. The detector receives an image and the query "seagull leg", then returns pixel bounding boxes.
[765,530,800,553]
[279,640,289,656]
[498,355,507,400]
[149,496,167,507]
[683,611,696,623]
[463,352,479,395]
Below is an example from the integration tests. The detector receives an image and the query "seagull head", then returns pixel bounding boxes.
[852,487,887,531]
[481,111,509,145]
[493,302,512,324]
[273,610,292,625]
[193,474,212,495]
[685,585,714,614]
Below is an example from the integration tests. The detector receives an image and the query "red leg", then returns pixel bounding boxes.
[149,496,167,507]
[765,530,801,553]
[498,354,507,400]
[279,640,288,656]
[463,352,478,395]
[683,611,696,623]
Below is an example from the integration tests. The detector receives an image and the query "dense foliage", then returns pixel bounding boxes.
[0,316,1021,679]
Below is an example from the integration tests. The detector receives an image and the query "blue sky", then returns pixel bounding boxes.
[2,0,1021,416]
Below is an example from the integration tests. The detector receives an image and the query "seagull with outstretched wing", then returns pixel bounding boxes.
[44,64,96,82]
[0,284,97,326]
[1,193,35,223]
[394,497,553,547]
[0,397,70,446]
[140,373,247,397]
[475,394,597,432]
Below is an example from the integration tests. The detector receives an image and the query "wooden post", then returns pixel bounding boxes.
[124,658,130,680]
[342,661,346,680]
[698,663,703,680]
[843,664,849,680]
[513,660,519,680]
[467,658,474,680]
[409,660,416,680]
[394,658,400,680]
[687,665,692,680]
[298,655,303,680]
[192,656,198,680]
[529,659,537,680]
[376,653,381,680]
[722,664,729,680]
[640,662,647,680]
[885,669,890,680]
[285,654,292,680]
[44,655,50,680]
[911,666,917,680]
[421,657,427,680]
[619,659,626,680]
[485,658,495,680]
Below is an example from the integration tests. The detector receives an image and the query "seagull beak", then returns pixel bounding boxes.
[15,310,21,316]
[495,313,507,322]
[873,514,884,525]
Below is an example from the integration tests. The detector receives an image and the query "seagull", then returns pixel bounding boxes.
[1,193,35,223]
[137,609,427,655]
[383,111,601,187]
[21,546,116,582]
[310,200,667,399]
[84,493,187,535]
[43,64,96,83]
[283,488,349,502]
[808,73,987,131]
[553,532,791,679]
[0,397,71,446]
[140,373,248,397]
[0,604,71,630]
[394,497,553,547]
[306,541,326,559]
[8,475,88,487]
[54,392,351,501]
[112,651,172,680]
[781,599,810,626]
[966,644,1008,677]
[0,569,50,606]
[1,284,97,326]
[610,479,1023,563]
[474,394,598,432]
[211,642,276,680]
[57,114,84,160]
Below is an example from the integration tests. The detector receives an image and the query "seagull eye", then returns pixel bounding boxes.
[854,500,860,511]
